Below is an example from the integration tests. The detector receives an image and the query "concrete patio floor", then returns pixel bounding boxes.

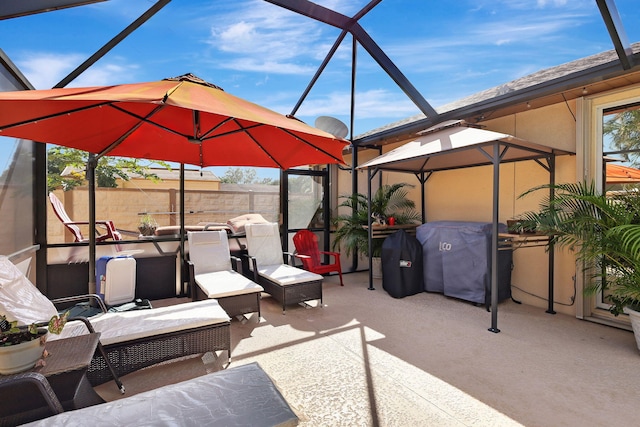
[95,272,639,426]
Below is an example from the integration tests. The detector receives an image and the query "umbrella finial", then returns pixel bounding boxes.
[163,73,224,91]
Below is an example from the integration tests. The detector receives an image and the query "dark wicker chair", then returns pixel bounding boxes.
[244,223,323,314]
[0,372,63,426]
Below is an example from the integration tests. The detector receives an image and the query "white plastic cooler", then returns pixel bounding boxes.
[96,256,137,306]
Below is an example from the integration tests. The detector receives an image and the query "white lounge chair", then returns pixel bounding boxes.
[187,230,263,321]
[0,256,231,388]
[244,223,323,314]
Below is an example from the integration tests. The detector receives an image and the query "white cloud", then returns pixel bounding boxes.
[215,58,317,75]
[71,63,140,87]
[471,14,589,45]
[376,3,596,83]
[295,89,417,119]
[204,0,353,75]
[475,0,592,11]
[536,0,569,7]
[16,52,140,89]
[16,53,84,89]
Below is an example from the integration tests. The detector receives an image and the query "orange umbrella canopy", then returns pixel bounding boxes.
[606,164,640,184]
[0,73,347,169]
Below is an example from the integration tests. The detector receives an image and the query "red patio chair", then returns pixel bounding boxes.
[293,229,343,286]
[49,192,122,243]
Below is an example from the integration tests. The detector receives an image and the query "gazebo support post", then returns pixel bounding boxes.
[367,167,375,290]
[546,155,557,314]
[489,143,501,333]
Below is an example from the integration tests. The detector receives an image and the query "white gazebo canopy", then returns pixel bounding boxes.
[359,121,566,173]
[357,120,573,333]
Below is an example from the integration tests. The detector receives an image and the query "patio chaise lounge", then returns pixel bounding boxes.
[244,222,323,314]
[0,256,231,387]
[187,230,263,320]
[2,363,298,427]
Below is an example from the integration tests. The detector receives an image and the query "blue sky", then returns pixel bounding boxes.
[1,0,639,179]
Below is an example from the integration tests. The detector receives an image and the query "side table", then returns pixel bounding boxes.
[34,333,105,410]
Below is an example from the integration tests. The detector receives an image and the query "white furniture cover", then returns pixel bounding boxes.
[23,362,299,427]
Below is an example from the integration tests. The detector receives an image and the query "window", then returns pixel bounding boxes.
[581,85,640,322]
[598,103,640,312]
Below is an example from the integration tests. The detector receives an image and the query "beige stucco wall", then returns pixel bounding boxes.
[48,187,279,244]
[118,177,221,191]
[464,105,577,316]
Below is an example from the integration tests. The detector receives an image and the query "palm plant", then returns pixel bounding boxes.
[332,183,420,258]
[518,181,640,315]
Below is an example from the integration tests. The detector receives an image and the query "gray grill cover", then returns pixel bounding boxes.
[416,221,511,306]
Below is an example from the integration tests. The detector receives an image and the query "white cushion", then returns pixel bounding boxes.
[258,264,323,286]
[188,231,232,274]
[226,213,268,234]
[56,299,230,346]
[245,223,285,267]
[195,270,263,298]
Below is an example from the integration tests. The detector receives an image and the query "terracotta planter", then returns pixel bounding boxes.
[623,306,640,353]
[0,336,46,374]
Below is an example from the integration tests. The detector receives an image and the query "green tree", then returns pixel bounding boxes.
[220,167,278,185]
[47,146,169,192]
[603,110,640,166]
[288,175,313,193]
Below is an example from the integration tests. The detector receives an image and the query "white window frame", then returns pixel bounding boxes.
[577,83,640,327]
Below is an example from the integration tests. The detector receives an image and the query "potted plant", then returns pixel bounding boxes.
[0,312,69,374]
[332,183,420,277]
[138,213,158,236]
[518,181,640,350]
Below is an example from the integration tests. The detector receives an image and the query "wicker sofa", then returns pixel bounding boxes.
[0,256,231,387]
[72,301,231,386]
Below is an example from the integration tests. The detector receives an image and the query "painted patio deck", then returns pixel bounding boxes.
[94,272,638,427]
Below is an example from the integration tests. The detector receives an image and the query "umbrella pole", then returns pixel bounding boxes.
[180,164,186,296]
[87,154,97,295]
